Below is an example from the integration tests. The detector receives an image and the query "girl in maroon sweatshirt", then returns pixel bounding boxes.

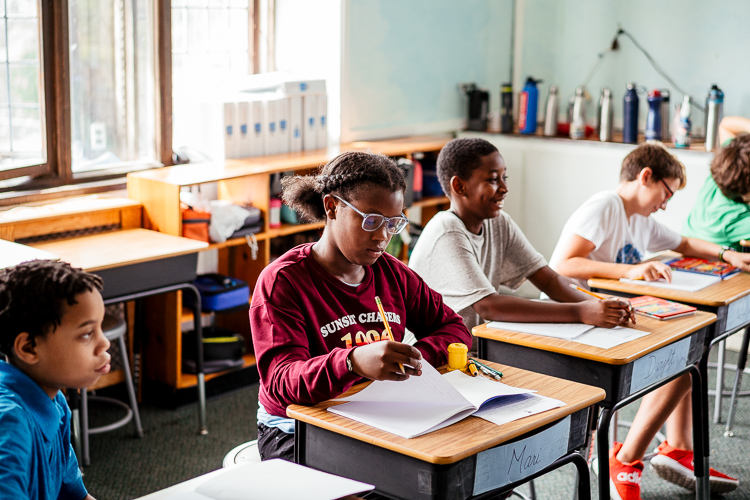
[251,151,471,461]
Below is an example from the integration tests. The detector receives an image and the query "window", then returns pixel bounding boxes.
[0,0,272,200]
[0,0,46,176]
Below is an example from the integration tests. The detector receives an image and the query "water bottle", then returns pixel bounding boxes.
[500,83,514,133]
[543,85,559,137]
[705,84,724,152]
[570,87,586,139]
[674,95,692,149]
[623,83,639,144]
[598,87,614,142]
[518,77,541,135]
[645,89,663,141]
[660,89,670,141]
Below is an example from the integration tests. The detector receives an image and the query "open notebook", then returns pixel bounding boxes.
[328,361,537,439]
[620,269,722,292]
[485,321,650,350]
[166,460,374,500]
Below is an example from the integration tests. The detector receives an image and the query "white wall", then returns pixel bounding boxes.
[341,0,513,141]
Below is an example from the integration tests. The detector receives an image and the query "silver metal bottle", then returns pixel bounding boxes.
[543,86,559,137]
[660,89,670,142]
[570,87,586,139]
[598,87,614,142]
[705,84,724,152]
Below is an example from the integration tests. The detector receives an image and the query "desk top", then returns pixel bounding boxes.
[472,311,716,365]
[287,362,604,465]
[29,229,207,272]
[588,274,750,308]
[0,239,59,269]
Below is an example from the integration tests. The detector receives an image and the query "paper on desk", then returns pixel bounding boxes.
[167,460,374,500]
[473,393,565,426]
[485,321,595,340]
[620,270,721,292]
[329,362,534,438]
[572,326,650,349]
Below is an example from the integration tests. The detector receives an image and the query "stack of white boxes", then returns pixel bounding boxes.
[186,77,327,163]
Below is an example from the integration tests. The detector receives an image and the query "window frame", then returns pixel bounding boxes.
[0,0,263,204]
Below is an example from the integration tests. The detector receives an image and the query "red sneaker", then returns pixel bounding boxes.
[609,442,644,500]
[649,440,739,494]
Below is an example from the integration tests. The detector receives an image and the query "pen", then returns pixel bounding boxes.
[568,283,606,300]
[469,358,503,380]
[375,296,405,375]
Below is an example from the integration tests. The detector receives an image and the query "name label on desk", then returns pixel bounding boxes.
[473,416,570,496]
[630,337,691,394]
[726,294,750,332]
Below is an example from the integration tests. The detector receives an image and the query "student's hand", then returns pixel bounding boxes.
[722,250,750,273]
[578,298,635,328]
[626,261,672,282]
[349,341,423,381]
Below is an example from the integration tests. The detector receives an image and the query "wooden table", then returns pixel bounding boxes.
[473,312,716,500]
[288,362,605,500]
[31,229,210,433]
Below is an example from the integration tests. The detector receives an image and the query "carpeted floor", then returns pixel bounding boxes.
[82,347,750,500]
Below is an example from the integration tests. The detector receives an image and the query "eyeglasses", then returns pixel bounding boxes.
[659,178,674,201]
[334,196,409,234]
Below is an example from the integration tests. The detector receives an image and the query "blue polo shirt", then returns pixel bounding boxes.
[0,361,88,500]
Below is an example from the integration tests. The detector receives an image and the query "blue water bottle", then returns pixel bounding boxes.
[645,89,663,141]
[518,77,541,134]
[623,83,639,144]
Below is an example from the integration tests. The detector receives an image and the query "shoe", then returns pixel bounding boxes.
[609,442,644,500]
[649,440,739,494]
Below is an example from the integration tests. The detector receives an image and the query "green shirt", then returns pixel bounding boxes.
[683,175,750,250]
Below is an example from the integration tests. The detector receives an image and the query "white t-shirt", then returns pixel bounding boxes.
[409,210,547,333]
[549,191,682,286]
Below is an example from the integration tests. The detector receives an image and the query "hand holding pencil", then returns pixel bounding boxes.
[569,284,637,327]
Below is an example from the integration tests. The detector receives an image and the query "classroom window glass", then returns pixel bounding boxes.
[0,0,46,173]
[68,0,157,174]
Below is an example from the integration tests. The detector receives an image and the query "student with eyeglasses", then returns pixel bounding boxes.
[549,142,745,500]
[250,150,471,462]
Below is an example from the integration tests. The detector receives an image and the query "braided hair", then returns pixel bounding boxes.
[281,151,406,222]
[0,259,103,358]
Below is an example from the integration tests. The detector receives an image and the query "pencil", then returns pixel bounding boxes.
[375,296,405,375]
[568,283,606,300]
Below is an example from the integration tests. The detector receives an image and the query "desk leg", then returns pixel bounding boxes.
[725,328,750,436]
[689,365,708,500]
[596,407,613,500]
[714,340,726,423]
[183,285,208,435]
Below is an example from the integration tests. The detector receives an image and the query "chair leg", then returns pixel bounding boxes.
[714,339,726,423]
[81,387,90,467]
[119,335,143,438]
[725,328,750,436]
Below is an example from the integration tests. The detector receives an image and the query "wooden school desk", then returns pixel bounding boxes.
[589,272,750,430]
[29,229,210,433]
[473,312,716,500]
[0,239,59,268]
[288,362,605,500]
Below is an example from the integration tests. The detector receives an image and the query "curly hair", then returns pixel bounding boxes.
[711,134,750,200]
[280,151,406,222]
[0,259,103,358]
[620,142,686,189]
[436,138,499,196]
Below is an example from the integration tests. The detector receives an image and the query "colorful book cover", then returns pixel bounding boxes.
[630,295,697,320]
[666,257,739,278]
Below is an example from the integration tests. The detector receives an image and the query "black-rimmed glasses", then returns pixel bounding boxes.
[659,178,674,201]
[334,196,409,234]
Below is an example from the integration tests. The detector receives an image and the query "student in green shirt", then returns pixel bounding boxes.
[683,116,750,248]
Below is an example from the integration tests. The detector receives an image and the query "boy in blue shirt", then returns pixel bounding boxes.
[0,259,109,500]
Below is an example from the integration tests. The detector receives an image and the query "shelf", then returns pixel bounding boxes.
[408,196,449,209]
[206,232,270,251]
[177,353,257,389]
[181,297,253,325]
[273,221,326,237]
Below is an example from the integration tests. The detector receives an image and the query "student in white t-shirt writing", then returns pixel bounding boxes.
[550,143,745,499]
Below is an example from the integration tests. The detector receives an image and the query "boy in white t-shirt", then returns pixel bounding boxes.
[550,143,746,499]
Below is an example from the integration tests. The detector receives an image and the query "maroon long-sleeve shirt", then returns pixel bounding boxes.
[250,243,471,418]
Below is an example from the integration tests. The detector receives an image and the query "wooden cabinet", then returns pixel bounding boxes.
[126,135,452,391]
